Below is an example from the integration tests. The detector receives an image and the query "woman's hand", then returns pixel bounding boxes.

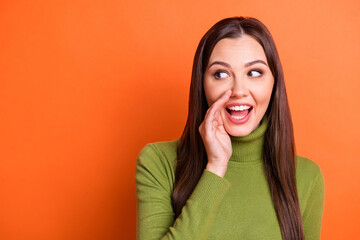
[199,90,232,177]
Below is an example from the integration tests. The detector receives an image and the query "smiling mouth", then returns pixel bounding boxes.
[226,105,253,120]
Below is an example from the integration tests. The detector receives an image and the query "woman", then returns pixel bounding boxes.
[136,17,325,240]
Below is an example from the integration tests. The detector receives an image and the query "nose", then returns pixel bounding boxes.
[230,77,249,98]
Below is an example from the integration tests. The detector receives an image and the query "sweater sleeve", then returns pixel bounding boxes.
[302,168,325,240]
[136,143,231,240]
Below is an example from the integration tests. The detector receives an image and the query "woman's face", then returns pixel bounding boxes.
[203,35,274,137]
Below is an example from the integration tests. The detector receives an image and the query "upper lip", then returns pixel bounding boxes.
[226,102,253,109]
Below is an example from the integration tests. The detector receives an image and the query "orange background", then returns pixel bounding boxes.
[1,0,359,239]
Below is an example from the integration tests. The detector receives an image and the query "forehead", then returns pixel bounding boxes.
[209,35,268,65]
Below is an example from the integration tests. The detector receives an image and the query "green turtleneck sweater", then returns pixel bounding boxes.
[135,120,325,240]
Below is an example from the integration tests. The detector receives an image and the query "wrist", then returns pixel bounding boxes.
[206,162,228,178]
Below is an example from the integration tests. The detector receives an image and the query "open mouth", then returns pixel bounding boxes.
[226,105,253,120]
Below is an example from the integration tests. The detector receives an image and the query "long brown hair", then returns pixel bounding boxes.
[173,17,304,240]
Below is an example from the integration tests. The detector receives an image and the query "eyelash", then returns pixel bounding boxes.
[213,70,229,79]
[213,69,264,79]
[248,69,263,77]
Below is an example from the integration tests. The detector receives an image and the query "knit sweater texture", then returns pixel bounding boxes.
[135,119,325,240]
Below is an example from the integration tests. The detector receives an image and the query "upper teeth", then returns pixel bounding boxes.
[228,105,250,111]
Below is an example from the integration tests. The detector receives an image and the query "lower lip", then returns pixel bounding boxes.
[225,108,252,124]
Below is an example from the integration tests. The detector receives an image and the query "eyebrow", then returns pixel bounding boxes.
[208,61,231,68]
[245,60,268,67]
[208,60,268,68]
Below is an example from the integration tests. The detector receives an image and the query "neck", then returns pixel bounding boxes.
[229,118,267,163]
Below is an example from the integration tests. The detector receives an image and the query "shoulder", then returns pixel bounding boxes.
[295,155,325,208]
[296,155,323,183]
[136,140,178,191]
[137,140,178,168]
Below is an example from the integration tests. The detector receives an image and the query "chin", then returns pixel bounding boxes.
[224,125,254,137]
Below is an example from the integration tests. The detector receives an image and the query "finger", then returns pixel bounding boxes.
[198,121,204,135]
[212,89,232,110]
[206,90,232,122]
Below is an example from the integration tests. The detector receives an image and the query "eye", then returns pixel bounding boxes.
[214,71,229,79]
[248,69,263,77]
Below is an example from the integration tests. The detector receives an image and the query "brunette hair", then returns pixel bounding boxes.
[173,17,304,240]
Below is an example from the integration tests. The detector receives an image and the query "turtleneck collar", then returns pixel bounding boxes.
[229,117,267,163]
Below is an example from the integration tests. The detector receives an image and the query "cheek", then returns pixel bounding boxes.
[263,84,273,102]
[254,81,274,109]
[204,81,225,106]
[204,89,218,106]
